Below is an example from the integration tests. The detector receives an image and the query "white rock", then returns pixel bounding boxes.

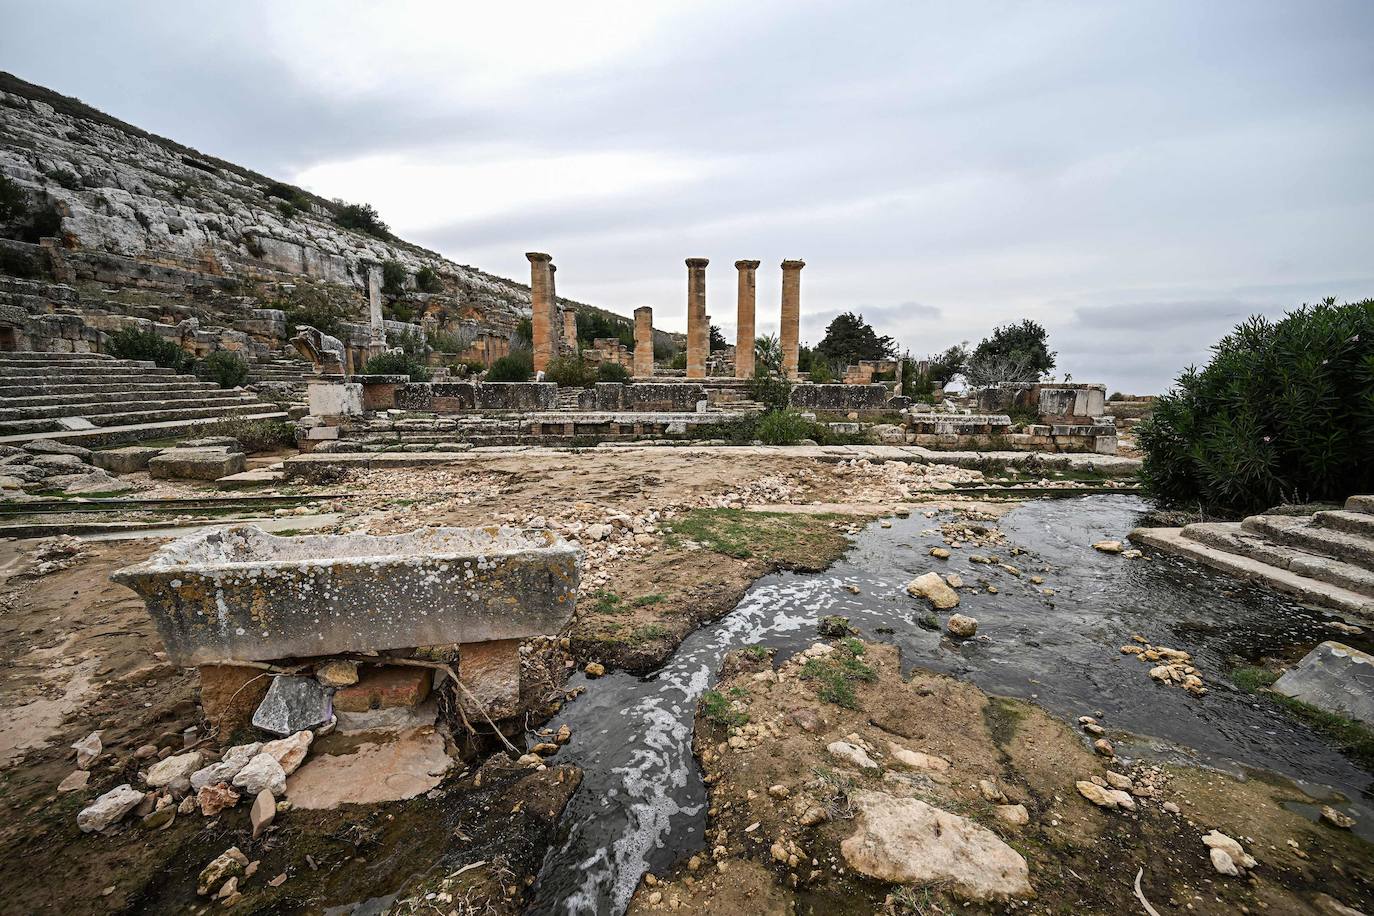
[77,784,145,833]
[72,732,102,769]
[887,742,950,772]
[906,572,959,609]
[1202,830,1256,870]
[232,753,287,797]
[827,741,880,770]
[1210,847,1239,876]
[260,731,312,776]
[946,614,979,638]
[840,790,1032,900]
[191,743,261,792]
[146,751,203,788]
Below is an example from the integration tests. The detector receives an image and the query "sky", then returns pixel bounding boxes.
[4,0,1373,393]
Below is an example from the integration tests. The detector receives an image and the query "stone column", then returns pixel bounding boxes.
[734,260,760,378]
[526,252,554,373]
[562,308,578,350]
[685,258,708,379]
[634,307,654,377]
[780,259,805,380]
[366,265,386,359]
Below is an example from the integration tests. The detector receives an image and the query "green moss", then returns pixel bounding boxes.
[663,508,853,568]
[1231,666,1279,691]
[1233,665,1374,768]
[701,689,749,727]
[800,644,877,709]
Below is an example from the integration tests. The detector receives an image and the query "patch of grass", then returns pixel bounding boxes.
[742,645,770,660]
[701,689,749,727]
[631,624,669,642]
[1233,665,1374,767]
[663,508,853,569]
[800,643,877,709]
[630,593,665,608]
[586,591,625,616]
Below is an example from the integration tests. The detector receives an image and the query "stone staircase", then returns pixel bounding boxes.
[555,387,583,410]
[0,351,287,447]
[247,356,314,385]
[1104,395,1154,431]
[1130,496,1374,620]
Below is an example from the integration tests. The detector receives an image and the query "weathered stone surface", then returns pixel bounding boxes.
[826,740,880,770]
[314,659,358,687]
[840,790,1032,900]
[947,613,978,638]
[906,572,959,609]
[196,782,240,816]
[197,847,248,896]
[77,784,145,833]
[250,789,276,838]
[333,666,432,713]
[72,731,101,768]
[457,639,522,719]
[1273,641,1374,727]
[251,676,330,736]
[113,525,579,665]
[92,446,162,474]
[58,770,91,792]
[147,447,246,481]
[887,742,950,772]
[260,731,313,776]
[146,751,203,788]
[1077,780,1134,810]
[232,753,287,797]
[286,726,453,809]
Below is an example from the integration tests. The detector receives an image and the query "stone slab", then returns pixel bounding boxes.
[148,447,247,481]
[1273,641,1374,727]
[93,445,163,474]
[112,524,580,665]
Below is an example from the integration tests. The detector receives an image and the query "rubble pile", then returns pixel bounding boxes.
[1119,635,1207,696]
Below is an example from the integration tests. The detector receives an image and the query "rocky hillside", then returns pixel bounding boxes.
[0,71,674,358]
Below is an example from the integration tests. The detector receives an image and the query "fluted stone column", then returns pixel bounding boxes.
[685,258,708,379]
[634,306,654,378]
[526,252,554,373]
[734,260,760,378]
[780,259,805,380]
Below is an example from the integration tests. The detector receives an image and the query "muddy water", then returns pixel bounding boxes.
[529,495,1374,915]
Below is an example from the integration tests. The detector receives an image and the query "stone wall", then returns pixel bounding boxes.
[788,383,892,411]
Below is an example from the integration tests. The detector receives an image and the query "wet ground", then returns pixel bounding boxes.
[530,495,1374,915]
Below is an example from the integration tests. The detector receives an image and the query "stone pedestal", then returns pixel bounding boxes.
[734,259,760,378]
[685,258,708,379]
[634,306,655,377]
[366,265,386,360]
[527,253,555,373]
[308,380,363,418]
[780,259,805,380]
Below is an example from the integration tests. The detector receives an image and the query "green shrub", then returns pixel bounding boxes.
[387,325,426,356]
[1139,298,1374,513]
[757,409,813,445]
[415,266,443,293]
[381,259,407,295]
[545,355,596,388]
[1008,404,1039,428]
[363,351,431,381]
[201,350,250,388]
[597,361,631,383]
[670,351,687,370]
[427,329,470,354]
[334,201,390,239]
[487,351,533,382]
[104,326,193,372]
[279,287,351,338]
[201,418,296,454]
[749,373,793,411]
[515,317,533,345]
[809,361,835,383]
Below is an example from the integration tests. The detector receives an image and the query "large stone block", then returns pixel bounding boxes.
[307,381,363,417]
[1273,641,1374,727]
[148,447,246,481]
[333,665,433,712]
[112,525,580,666]
[457,638,522,720]
[789,383,891,411]
[93,445,163,474]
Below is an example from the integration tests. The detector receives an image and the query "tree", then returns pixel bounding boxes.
[709,324,727,352]
[754,334,782,374]
[334,201,390,239]
[381,260,407,295]
[815,312,896,366]
[969,320,1055,384]
[926,344,969,387]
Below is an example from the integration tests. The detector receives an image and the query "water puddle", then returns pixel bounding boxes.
[530,495,1374,914]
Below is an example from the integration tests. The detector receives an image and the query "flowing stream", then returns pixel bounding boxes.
[528,495,1374,915]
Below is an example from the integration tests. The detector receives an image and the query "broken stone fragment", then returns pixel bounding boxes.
[906,572,959,609]
[1202,830,1256,871]
[197,782,240,816]
[1093,738,1115,757]
[995,804,1029,826]
[314,659,359,688]
[886,742,950,772]
[1320,805,1356,830]
[554,724,572,745]
[58,770,91,793]
[250,789,276,838]
[72,731,102,769]
[197,847,248,896]
[190,743,261,792]
[232,753,287,797]
[929,547,951,559]
[826,740,880,770]
[978,779,1007,803]
[146,751,203,789]
[584,662,606,678]
[946,614,978,638]
[77,784,146,833]
[251,676,330,737]
[840,790,1032,900]
[260,731,313,776]
[1092,540,1125,554]
[1076,780,1135,811]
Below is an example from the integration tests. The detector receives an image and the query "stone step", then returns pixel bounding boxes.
[1241,515,1374,570]
[0,410,289,449]
[0,366,179,381]
[0,401,278,436]
[0,380,224,397]
[0,392,254,421]
[1129,526,1374,620]
[1347,495,1374,515]
[0,351,114,361]
[0,386,231,408]
[1180,522,1374,598]
[1314,509,1374,539]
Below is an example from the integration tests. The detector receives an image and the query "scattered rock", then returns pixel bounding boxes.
[251,675,330,737]
[584,662,606,678]
[1093,738,1115,757]
[197,782,240,816]
[907,572,959,609]
[72,732,102,769]
[840,790,1032,901]
[232,753,287,797]
[994,804,1029,826]
[58,770,91,793]
[1092,540,1125,553]
[930,547,951,559]
[77,784,145,833]
[826,740,880,770]
[191,743,261,792]
[1202,830,1256,875]
[1320,805,1356,830]
[978,779,1007,803]
[887,742,950,772]
[260,731,312,776]
[197,847,249,896]
[1162,801,1181,814]
[314,659,359,687]
[946,614,978,638]
[146,751,203,788]
[251,789,276,838]
[555,724,572,744]
[1103,771,1133,791]
[1076,780,1135,811]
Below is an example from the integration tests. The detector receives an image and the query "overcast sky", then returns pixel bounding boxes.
[5,1,1373,392]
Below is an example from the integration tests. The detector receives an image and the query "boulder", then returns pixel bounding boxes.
[146,751,203,788]
[826,741,880,770]
[191,743,261,792]
[232,753,287,797]
[906,572,959,609]
[946,614,978,638]
[1272,641,1374,727]
[1076,780,1135,810]
[840,790,1032,901]
[93,446,163,475]
[77,784,145,833]
[148,447,246,481]
[1202,831,1256,873]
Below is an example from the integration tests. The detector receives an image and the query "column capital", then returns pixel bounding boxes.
[781,259,806,270]
[734,259,761,270]
[685,257,710,268]
[525,252,552,263]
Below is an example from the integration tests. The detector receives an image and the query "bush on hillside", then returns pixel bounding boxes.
[201,350,249,388]
[415,266,443,293]
[105,326,193,372]
[278,287,352,338]
[363,351,431,381]
[486,351,534,382]
[334,201,390,239]
[1139,298,1374,514]
[749,372,793,410]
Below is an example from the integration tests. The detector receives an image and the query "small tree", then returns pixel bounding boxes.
[754,334,782,375]
[381,260,407,295]
[334,201,390,239]
[816,312,896,365]
[105,326,194,373]
[363,351,430,381]
[926,344,969,388]
[201,350,250,388]
[970,320,1055,382]
[415,266,443,293]
[709,324,728,352]
[597,362,631,383]
[487,351,534,382]
[545,355,597,388]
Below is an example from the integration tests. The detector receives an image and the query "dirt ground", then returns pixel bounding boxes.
[0,449,1004,914]
[629,640,1373,916]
